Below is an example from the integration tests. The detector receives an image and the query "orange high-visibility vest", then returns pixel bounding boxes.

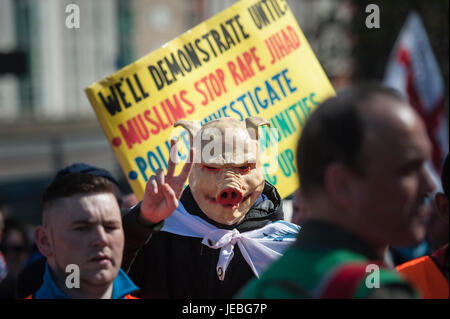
[397,249,449,299]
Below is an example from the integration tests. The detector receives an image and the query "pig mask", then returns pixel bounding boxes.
[174,117,270,226]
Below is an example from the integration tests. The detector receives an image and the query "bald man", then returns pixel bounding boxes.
[239,85,435,298]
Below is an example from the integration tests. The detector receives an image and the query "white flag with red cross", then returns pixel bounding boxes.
[383,12,448,190]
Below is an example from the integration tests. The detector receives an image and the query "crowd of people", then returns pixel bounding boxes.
[0,84,448,299]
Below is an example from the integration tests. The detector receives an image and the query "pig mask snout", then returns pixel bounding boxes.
[217,188,243,205]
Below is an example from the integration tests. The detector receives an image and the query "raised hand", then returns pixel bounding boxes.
[139,139,194,224]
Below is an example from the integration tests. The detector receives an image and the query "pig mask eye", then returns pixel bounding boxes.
[202,164,255,173]
[238,163,255,173]
[203,165,219,172]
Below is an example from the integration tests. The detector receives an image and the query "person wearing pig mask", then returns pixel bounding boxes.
[121,117,299,298]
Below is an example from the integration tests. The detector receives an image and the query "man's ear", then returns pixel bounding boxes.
[434,193,449,224]
[324,163,358,210]
[34,226,53,259]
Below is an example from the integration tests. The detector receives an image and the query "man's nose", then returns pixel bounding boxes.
[421,163,437,195]
[92,226,108,247]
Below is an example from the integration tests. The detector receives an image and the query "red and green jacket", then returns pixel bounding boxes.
[238,220,418,299]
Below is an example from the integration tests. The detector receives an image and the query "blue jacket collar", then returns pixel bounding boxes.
[34,262,138,299]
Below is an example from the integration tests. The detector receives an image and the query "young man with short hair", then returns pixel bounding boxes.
[30,173,138,299]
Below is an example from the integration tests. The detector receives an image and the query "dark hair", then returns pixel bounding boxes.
[54,163,119,187]
[296,84,403,196]
[442,154,448,198]
[42,172,115,207]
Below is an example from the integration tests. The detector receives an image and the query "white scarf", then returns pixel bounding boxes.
[161,202,300,281]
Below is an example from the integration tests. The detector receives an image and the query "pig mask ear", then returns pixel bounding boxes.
[174,120,201,146]
[245,116,270,140]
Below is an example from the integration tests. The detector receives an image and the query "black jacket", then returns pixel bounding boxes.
[122,181,284,298]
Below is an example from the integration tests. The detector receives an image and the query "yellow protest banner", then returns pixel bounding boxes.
[85,0,335,200]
